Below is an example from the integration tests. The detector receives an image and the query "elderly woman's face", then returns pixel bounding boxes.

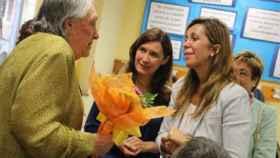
[183,24,215,70]
[233,59,255,93]
[65,5,99,60]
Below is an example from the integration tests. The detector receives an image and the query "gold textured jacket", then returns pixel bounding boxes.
[0,33,96,158]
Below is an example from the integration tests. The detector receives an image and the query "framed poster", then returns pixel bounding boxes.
[230,33,236,49]
[171,40,182,60]
[242,8,280,44]
[189,0,235,6]
[200,7,237,30]
[147,2,190,35]
[261,0,280,2]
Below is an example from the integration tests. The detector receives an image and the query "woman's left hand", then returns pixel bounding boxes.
[160,128,192,155]
[161,136,179,155]
[120,136,144,156]
[168,128,192,145]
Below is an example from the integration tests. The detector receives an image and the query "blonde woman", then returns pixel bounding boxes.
[156,18,251,158]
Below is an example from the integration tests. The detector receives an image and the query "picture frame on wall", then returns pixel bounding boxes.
[230,33,236,49]
[171,39,182,60]
[146,1,190,36]
[199,7,237,31]
[189,0,235,7]
[271,47,280,79]
[242,8,280,44]
[260,0,280,2]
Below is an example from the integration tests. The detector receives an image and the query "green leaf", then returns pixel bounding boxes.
[140,92,158,107]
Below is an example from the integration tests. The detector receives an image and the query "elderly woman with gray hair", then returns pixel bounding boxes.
[171,137,231,158]
[0,0,113,158]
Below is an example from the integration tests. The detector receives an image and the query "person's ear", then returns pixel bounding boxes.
[251,79,258,89]
[210,44,221,56]
[64,18,77,38]
[64,18,73,31]
[161,55,170,65]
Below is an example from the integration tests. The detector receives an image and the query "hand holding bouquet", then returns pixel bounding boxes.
[90,71,175,145]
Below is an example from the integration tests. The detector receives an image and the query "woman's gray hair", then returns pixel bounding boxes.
[33,0,93,37]
[171,137,231,158]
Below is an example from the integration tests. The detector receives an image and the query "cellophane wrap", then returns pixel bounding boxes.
[90,70,175,145]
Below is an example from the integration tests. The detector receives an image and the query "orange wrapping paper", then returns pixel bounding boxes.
[90,70,175,145]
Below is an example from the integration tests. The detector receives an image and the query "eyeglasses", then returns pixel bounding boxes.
[234,53,264,77]
[235,54,262,66]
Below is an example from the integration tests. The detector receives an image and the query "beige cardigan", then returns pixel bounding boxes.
[0,33,95,158]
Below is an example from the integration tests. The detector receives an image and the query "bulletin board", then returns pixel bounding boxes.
[141,0,280,83]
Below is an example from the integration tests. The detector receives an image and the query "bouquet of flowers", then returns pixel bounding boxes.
[90,70,175,145]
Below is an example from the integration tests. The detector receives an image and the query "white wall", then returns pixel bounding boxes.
[94,0,125,74]
[77,0,145,94]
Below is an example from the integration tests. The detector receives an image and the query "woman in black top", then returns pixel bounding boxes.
[85,27,173,158]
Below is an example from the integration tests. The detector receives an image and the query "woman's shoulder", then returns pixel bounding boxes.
[168,77,186,100]
[172,76,186,90]
[220,82,248,98]
[217,82,250,108]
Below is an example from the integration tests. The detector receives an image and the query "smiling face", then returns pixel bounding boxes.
[65,5,99,60]
[183,24,216,71]
[134,41,168,77]
[233,59,255,93]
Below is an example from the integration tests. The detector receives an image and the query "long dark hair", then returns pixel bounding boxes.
[16,19,35,44]
[127,28,173,104]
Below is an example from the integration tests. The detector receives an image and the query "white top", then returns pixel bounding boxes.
[172,103,198,134]
[156,77,252,158]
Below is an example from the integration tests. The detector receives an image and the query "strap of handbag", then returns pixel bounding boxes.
[254,106,264,144]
